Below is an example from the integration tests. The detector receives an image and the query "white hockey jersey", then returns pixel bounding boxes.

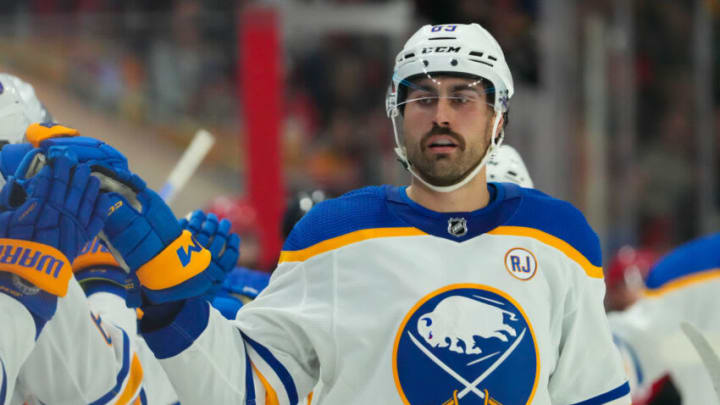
[87,292,179,405]
[0,292,38,405]
[609,232,720,404]
[143,183,630,404]
[11,278,144,405]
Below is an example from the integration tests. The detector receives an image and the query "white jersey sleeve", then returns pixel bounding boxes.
[16,278,144,405]
[140,258,326,404]
[548,263,629,404]
[0,293,39,405]
[88,291,179,405]
[609,232,720,404]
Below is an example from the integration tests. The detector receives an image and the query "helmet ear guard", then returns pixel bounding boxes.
[386,23,514,193]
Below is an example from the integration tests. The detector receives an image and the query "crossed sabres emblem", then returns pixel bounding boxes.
[407,295,527,404]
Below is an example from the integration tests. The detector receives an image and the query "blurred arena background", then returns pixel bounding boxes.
[0,0,718,270]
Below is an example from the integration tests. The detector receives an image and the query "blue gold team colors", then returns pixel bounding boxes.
[611,232,720,404]
[139,183,630,404]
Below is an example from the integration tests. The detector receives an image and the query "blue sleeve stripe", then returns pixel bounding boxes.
[613,334,643,385]
[645,268,720,298]
[569,381,630,405]
[138,388,147,405]
[242,332,298,404]
[89,331,131,405]
[0,358,7,405]
[142,298,210,359]
[243,341,256,403]
[645,233,720,289]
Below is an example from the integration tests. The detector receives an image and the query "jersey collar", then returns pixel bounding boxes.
[385,182,522,242]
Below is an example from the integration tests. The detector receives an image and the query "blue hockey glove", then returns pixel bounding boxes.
[73,236,128,299]
[0,150,110,322]
[210,267,271,320]
[179,210,240,295]
[0,123,140,208]
[101,179,218,305]
[0,123,81,181]
[222,266,271,299]
[0,123,128,171]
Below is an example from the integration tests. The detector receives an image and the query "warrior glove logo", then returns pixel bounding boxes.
[177,235,203,267]
[393,284,539,404]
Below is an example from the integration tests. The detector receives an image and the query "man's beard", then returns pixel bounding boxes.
[407,124,491,187]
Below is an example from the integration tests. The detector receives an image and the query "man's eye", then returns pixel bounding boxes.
[451,96,472,104]
[417,97,436,105]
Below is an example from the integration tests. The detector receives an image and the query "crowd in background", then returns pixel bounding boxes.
[0,0,718,263]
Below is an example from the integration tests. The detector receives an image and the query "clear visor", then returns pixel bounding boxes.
[389,75,498,160]
[394,74,495,113]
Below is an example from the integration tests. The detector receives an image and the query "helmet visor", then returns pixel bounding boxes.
[394,73,495,114]
[389,74,496,159]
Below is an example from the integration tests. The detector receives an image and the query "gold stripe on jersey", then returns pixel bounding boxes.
[252,362,279,405]
[487,226,604,279]
[643,268,720,298]
[278,227,427,263]
[115,353,143,405]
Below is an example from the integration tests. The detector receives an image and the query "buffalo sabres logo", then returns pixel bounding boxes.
[393,284,539,404]
[447,217,468,237]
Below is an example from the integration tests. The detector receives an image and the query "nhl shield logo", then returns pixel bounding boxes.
[447,217,468,237]
[393,284,539,404]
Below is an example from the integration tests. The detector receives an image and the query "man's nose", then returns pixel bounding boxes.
[433,98,453,127]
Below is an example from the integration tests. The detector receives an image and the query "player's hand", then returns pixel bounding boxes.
[0,149,110,321]
[100,176,216,306]
[211,267,271,319]
[73,236,128,298]
[0,123,142,209]
[180,210,240,295]
[1,123,129,175]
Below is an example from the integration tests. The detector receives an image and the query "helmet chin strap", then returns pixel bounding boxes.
[393,112,505,194]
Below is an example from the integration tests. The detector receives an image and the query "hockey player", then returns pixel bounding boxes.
[0,146,111,405]
[85,23,630,404]
[0,74,146,405]
[0,75,240,402]
[211,146,533,322]
[610,233,720,404]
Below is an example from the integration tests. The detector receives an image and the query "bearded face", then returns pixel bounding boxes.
[402,76,496,187]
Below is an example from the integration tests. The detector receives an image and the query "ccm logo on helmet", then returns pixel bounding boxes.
[422,46,461,54]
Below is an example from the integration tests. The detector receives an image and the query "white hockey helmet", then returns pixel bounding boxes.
[386,23,514,193]
[0,73,51,145]
[486,144,533,188]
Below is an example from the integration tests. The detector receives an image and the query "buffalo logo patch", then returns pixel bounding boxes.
[393,284,539,404]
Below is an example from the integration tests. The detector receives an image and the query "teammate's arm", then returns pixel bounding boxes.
[17,277,145,405]
[98,173,327,403]
[0,150,110,404]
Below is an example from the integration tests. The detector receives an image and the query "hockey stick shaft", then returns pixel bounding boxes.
[681,321,720,402]
[159,129,216,204]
